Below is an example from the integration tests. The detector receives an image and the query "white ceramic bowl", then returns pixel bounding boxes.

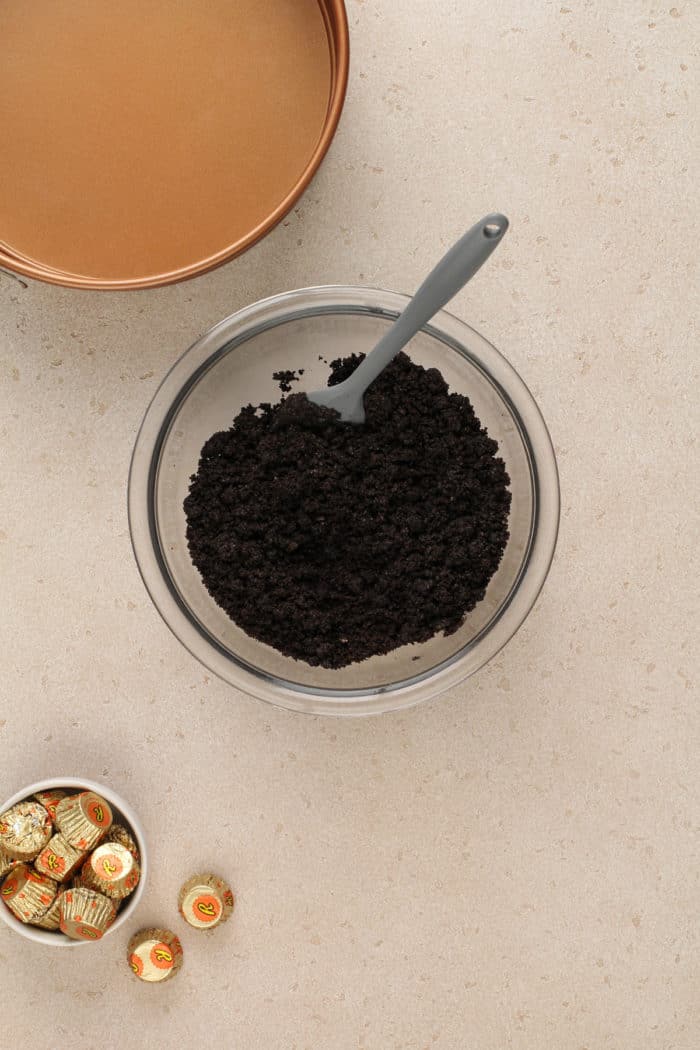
[0,778,147,948]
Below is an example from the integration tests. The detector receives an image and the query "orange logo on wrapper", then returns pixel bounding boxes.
[150,944,174,970]
[85,796,110,828]
[224,890,234,908]
[130,953,144,977]
[1,877,18,897]
[43,852,65,875]
[192,893,221,923]
[77,925,101,940]
[41,794,63,819]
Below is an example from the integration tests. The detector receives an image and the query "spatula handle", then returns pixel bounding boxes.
[349,213,509,395]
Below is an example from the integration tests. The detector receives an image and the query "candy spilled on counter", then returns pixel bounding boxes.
[178,872,235,931]
[128,928,184,983]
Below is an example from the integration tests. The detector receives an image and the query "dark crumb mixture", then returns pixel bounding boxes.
[272,368,305,393]
[184,352,511,668]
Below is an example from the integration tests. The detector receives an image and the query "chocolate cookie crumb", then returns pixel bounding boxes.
[272,368,304,393]
[184,352,511,668]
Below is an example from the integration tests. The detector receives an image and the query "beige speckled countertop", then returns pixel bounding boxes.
[1,2,698,1047]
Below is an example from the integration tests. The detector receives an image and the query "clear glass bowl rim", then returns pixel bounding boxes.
[128,285,560,716]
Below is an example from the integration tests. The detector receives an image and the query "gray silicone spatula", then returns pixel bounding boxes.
[308,213,509,423]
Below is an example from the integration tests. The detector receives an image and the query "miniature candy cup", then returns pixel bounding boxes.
[104,824,139,862]
[0,802,52,860]
[0,847,20,880]
[30,895,62,931]
[33,790,68,825]
[178,873,235,930]
[55,792,113,852]
[34,834,86,883]
[81,842,140,901]
[1,863,57,923]
[59,887,116,941]
[128,928,183,983]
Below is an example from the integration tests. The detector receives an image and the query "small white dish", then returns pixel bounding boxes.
[0,778,147,948]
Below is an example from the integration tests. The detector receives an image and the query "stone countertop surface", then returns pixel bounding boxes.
[0,2,697,1048]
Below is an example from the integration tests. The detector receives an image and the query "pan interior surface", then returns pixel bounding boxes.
[0,0,335,284]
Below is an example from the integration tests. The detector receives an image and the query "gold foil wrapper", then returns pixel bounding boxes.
[59,887,116,941]
[0,847,20,880]
[1,862,57,923]
[128,928,183,983]
[105,824,139,861]
[30,893,62,931]
[34,833,86,883]
[55,792,113,851]
[33,790,68,825]
[0,802,52,860]
[81,842,140,901]
[178,873,235,930]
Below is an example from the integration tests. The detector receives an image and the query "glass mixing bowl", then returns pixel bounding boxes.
[128,287,559,715]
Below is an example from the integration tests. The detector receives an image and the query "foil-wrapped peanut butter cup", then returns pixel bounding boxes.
[178,873,234,930]
[34,834,86,883]
[59,887,116,941]
[0,802,52,860]
[81,842,140,901]
[128,928,183,983]
[104,824,139,861]
[55,792,113,852]
[33,790,68,825]
[1,863,57,922]
[30,894,62,931]
[0,847,20,880]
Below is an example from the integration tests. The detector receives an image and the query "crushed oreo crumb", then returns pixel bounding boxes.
[184,352,511,668]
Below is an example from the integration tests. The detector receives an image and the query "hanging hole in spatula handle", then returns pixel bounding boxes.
[306,211,510,422]
[482,214,509,239]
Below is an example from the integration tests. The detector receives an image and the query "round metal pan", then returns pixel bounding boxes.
[0,0,348,290]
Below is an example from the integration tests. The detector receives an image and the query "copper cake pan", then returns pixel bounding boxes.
[0,0,348,290]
